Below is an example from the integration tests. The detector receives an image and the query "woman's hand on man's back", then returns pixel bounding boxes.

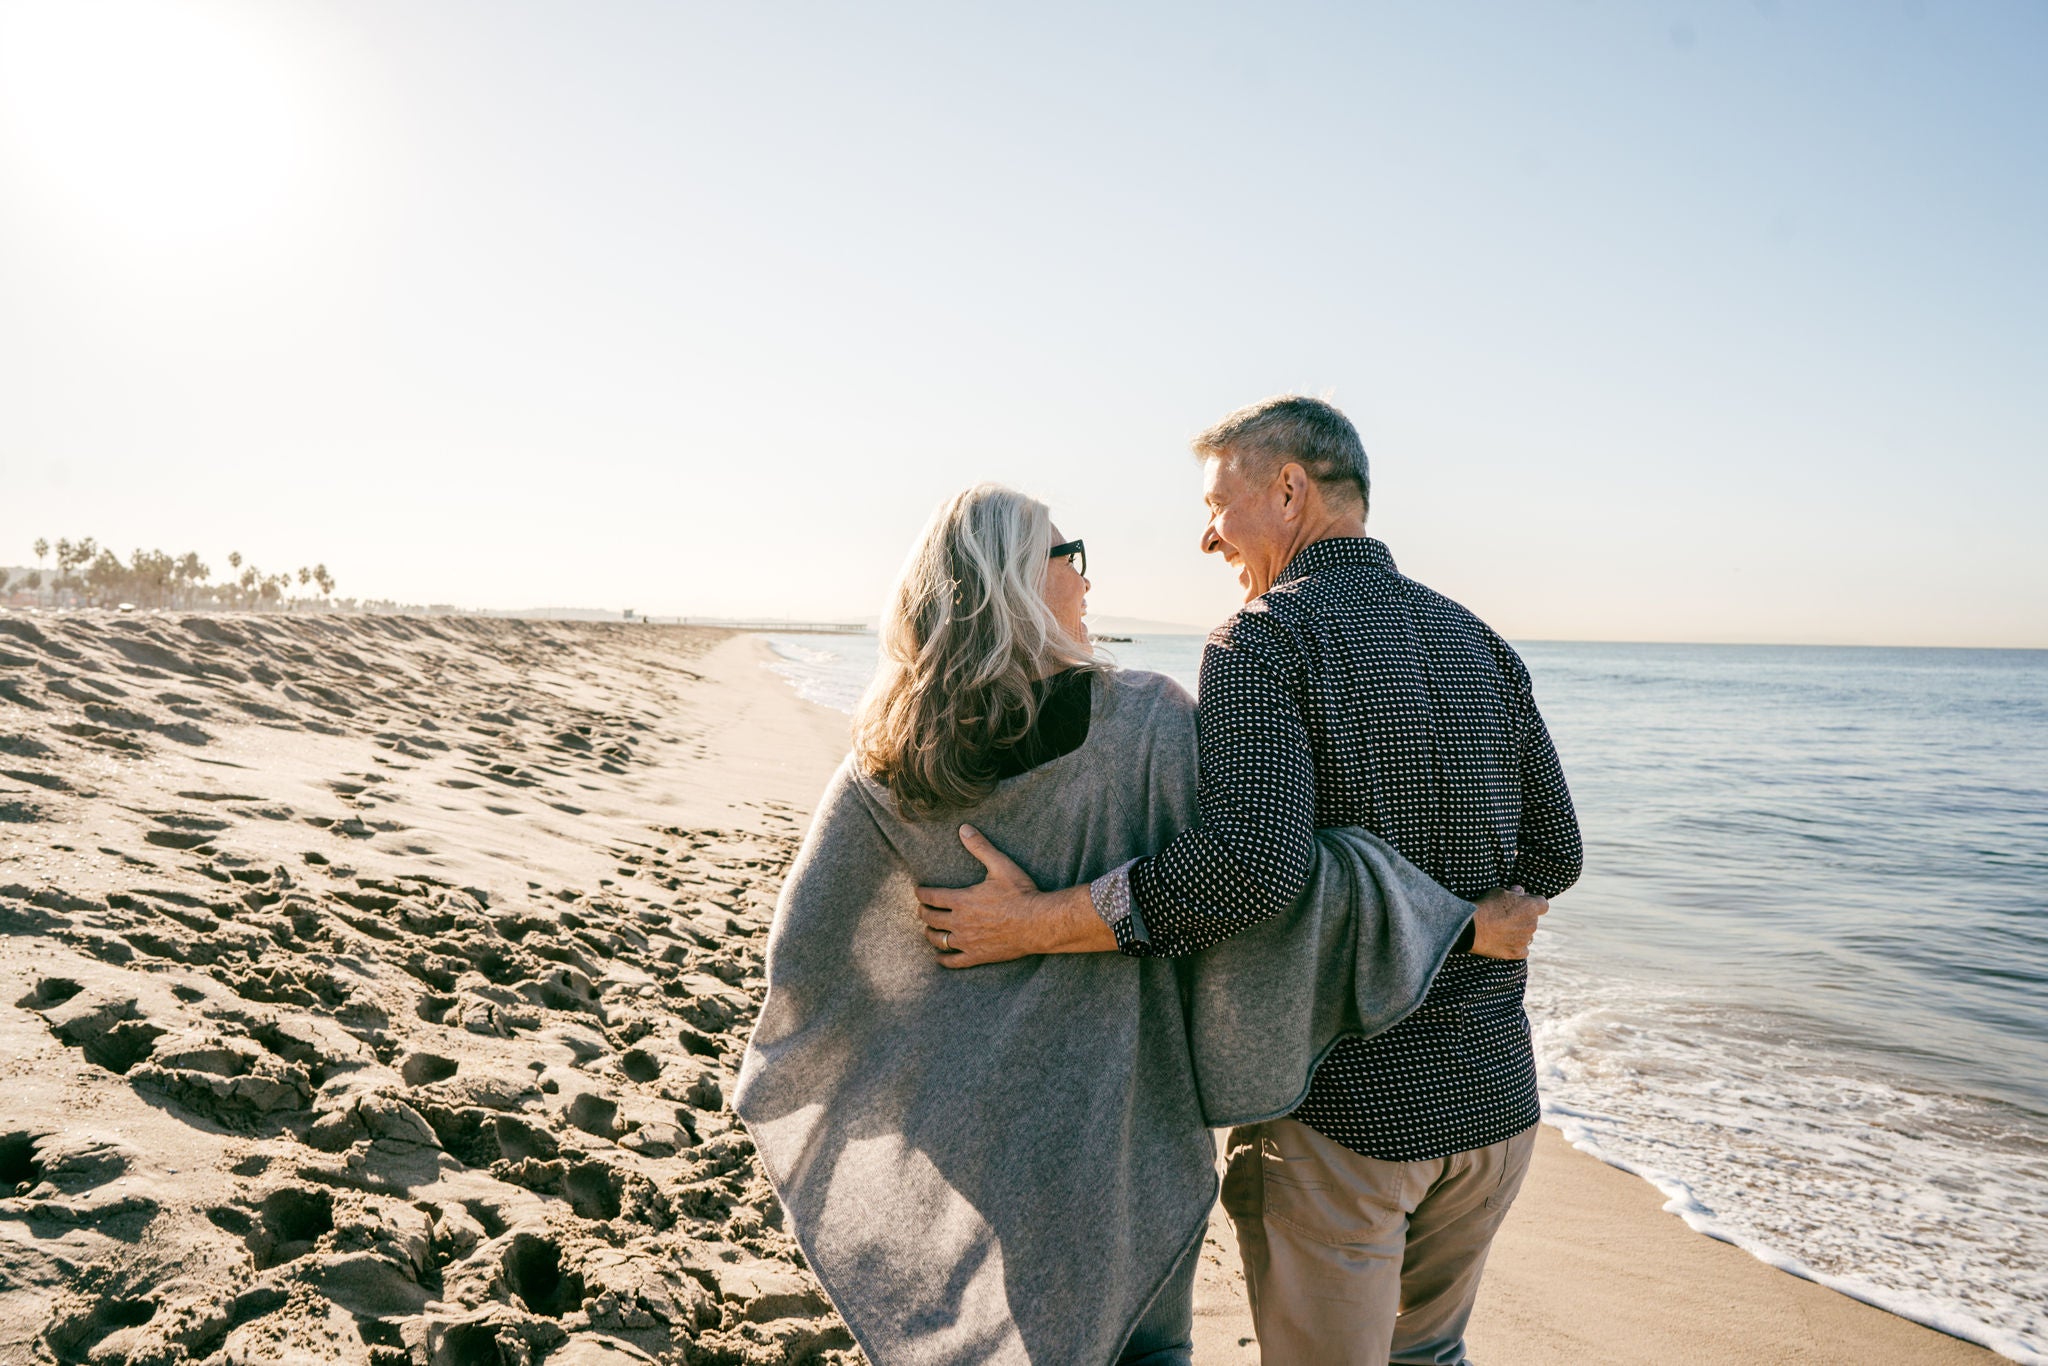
[1468,887,1549,960]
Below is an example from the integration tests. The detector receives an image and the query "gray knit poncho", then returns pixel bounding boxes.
[733,670,1476,1365]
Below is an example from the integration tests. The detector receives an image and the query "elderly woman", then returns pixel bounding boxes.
[734,484,1509,1366]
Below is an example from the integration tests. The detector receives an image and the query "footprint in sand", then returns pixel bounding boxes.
[42,1295,162,1366]
[207,1185,335,1270]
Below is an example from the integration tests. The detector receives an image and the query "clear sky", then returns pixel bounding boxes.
[2,1,2043,645]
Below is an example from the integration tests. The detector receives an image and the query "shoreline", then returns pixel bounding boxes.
[1465,1122,2005,1364]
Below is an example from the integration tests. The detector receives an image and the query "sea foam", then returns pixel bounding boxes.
[762,635,877,714]
[1530,962,2047,1363]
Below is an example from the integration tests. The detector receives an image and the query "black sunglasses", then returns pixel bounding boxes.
[1049,539,1086,577]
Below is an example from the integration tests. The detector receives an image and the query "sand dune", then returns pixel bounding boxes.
[0,612,852,1366]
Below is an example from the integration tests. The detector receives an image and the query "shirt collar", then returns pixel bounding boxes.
[1275,535,1396,588]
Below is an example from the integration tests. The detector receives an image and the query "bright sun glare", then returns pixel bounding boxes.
[0,1,313,250]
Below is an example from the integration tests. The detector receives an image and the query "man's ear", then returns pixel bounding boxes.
[1277,463,1313,521]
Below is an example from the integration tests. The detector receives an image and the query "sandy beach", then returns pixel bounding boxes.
[0,612,2008,1364]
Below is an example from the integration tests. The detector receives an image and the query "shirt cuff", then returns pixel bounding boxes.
[1453,917,1476,954]
[1090,861,1152,955]
[1089,860,1138,926]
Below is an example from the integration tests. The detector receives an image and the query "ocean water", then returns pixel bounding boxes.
[762,633,2048,1362]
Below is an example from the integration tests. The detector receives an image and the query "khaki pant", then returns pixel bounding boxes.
[1220,1119,1536,1366]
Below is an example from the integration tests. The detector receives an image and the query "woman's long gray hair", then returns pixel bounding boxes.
[854,483,1098,819]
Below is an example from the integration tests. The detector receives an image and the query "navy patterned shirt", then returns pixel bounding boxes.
[1091,536,1581,1162]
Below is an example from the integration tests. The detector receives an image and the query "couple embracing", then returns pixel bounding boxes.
[734,396,1582,1365]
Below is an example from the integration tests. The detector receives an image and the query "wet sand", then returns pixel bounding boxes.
[1189,1122,2002,1363]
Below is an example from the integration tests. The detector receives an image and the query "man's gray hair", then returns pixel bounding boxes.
[1194,394,1370,514]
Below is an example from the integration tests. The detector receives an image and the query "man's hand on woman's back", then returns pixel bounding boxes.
[1468,887,1549,960]
[915,826,1120,967]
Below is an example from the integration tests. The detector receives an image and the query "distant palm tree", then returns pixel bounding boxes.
[85,548,120,608]
[126,549,170,609]
[313,564,335,601]
[32,538,48,605]
[176,552,208,609]
[56,538,97,605]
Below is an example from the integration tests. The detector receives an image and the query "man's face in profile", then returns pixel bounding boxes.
[1199,455,1289,602]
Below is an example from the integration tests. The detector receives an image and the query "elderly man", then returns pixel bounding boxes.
[917,395,1582,1365]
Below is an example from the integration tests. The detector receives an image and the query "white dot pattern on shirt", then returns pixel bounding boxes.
[1120,536,1582,1163]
